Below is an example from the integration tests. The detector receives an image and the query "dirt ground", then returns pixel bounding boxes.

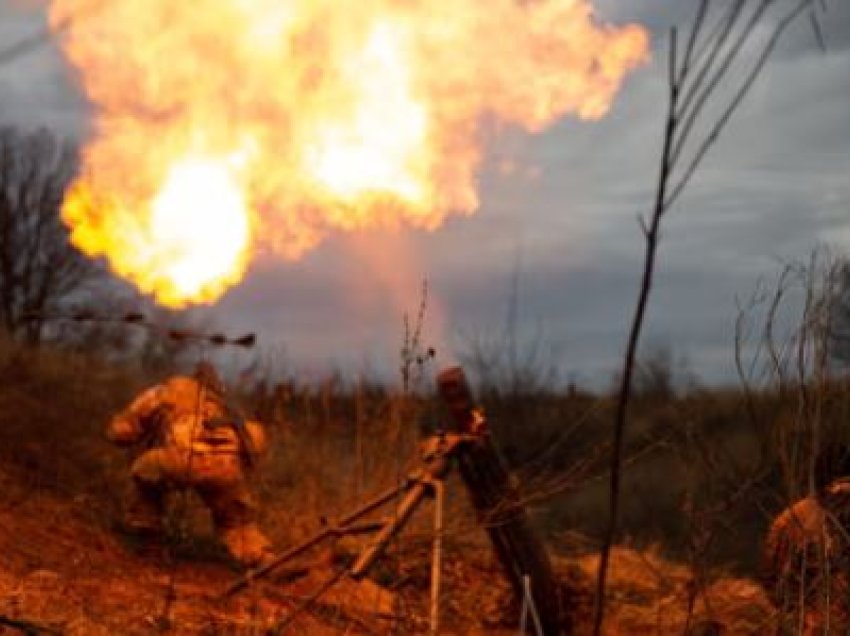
[0,459,780,635]
[0,468,401,634]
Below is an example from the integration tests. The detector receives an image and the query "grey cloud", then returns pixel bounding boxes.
[595,0,696,38]
[1,0,848,388]
[446,8,850,385]
[775,1,850,55]
[597,0,850,58]
[0,5,88,135]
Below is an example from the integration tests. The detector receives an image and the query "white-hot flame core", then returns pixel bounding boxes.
[306,22,428,203]
[149,158,250,302]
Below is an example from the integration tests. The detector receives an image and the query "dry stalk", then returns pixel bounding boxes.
[593,2,825,633]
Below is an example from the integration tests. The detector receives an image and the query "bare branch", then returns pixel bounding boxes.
[679,0,712,84]
[671,1,771,169]
[591,24,682,636]
[677,0,748,122]
[666,0,814,210]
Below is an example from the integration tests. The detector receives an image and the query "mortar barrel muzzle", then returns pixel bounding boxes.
[436,366,479,433]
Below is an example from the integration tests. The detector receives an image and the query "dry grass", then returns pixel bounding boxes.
[565,546,775,634]
[2,336,848,632]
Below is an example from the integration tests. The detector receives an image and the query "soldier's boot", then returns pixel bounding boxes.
[199,479,275,569]
[219,523,276,569]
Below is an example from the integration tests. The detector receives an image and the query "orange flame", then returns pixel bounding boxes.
[49,0,648,307]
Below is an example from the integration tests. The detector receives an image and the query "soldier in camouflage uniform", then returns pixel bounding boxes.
[762,447,850,633]
[108,361,275,568]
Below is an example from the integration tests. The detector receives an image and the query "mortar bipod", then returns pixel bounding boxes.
[223,431,478,633]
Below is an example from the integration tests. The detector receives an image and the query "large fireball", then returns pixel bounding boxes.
[49,1,649,307]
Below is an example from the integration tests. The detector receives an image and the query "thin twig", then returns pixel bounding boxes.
[676,0,747,122]
[679,0,710,83]
[666,0,814,209]
[671,0,770,164]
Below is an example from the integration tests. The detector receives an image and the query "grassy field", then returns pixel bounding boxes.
[0,333,841,633]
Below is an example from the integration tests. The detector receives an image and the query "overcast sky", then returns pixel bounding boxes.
[1,1,848,388]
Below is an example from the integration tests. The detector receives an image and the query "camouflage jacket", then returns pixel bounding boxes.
[107,376,267,462]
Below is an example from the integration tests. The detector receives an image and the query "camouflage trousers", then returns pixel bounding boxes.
[126,447,274,568]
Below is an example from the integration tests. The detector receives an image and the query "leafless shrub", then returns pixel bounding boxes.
[595,1,829,632]
[736,247,848,497]
[0,126,101,344]
[734,246,850,630]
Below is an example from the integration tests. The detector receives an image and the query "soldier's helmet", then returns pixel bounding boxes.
[194,361,226,397]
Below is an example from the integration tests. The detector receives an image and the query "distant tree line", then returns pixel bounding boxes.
[0,126,99,344]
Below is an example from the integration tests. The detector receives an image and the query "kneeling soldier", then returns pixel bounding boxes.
[108,361,274,568]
